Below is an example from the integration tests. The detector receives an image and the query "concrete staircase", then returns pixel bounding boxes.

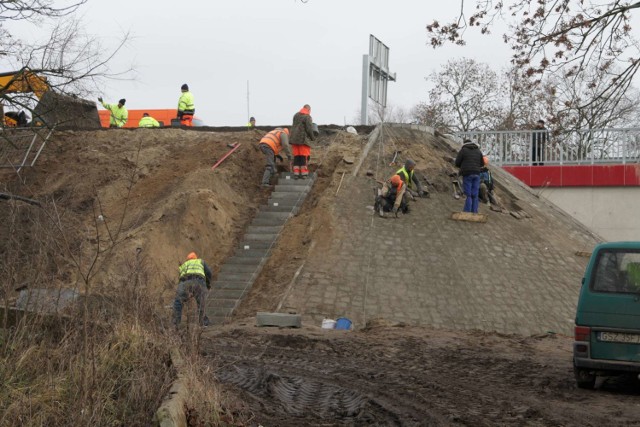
[205,172,316,325]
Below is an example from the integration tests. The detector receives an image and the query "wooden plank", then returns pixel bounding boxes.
[450,212,488,223]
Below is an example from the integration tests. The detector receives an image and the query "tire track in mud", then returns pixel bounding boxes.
[205,330,640,426]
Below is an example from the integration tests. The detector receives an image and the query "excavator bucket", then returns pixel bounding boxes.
[32,91,101,129]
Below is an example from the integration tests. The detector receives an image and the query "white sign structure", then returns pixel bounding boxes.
[361,35,396,125]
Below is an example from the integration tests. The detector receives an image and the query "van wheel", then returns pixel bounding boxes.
[574,366,596,389]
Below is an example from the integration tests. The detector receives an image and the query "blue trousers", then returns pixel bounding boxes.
[173,279,208,326]
[463,174,480,213]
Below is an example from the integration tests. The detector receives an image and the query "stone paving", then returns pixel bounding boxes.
[277,126,601,336]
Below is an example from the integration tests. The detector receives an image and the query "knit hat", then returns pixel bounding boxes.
[181,84,189,91]
[118,98,126,105]
[405,159,416,168]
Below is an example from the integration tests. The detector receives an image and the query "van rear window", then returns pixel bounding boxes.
[591,250,640,294]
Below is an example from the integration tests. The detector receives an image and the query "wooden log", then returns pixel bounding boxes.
[450,212,488,223]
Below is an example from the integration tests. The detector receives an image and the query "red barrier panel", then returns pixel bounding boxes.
[503,164,640,187]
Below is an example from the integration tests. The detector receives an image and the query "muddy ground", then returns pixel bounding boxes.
[205,323,640,426]
[3,127,636,426]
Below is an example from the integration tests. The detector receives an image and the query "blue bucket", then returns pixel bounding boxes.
[335,317,352,330]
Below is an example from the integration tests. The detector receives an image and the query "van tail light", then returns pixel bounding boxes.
[575,326,591,342]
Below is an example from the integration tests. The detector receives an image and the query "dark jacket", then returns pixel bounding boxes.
[455,141,484,176]
[290,110,315,146]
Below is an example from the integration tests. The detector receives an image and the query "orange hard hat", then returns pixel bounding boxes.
[187,252,198,260]
[283,128,289,136]
[483,156,489,166]
[390,175,402,187]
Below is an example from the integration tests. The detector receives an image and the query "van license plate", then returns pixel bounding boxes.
[599,332,640,344]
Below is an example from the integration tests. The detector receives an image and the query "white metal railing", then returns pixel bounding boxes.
[454,128,640,166]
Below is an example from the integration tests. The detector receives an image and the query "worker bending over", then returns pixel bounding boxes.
[138,112,160,128]
[259,127,292,187]
[375,174,408,218]
[397,159,428,198]
[173,252,212,327]
[290,104,316,179]
[98,97,128,128]
[177,84,195,127]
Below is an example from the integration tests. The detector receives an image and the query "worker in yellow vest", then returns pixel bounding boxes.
[177,83,195,126]
[396,159,429,198]
[247,116,256,128]
[173,252,212,327]
[98,97,128,128]
[259,127,292,187]
[138,112,160,128]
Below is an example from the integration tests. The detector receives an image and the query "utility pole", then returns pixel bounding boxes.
[246,80,250,123]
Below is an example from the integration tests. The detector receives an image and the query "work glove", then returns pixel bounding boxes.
[97,97,103,103]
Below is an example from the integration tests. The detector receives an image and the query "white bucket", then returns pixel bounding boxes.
[321,318,336,329]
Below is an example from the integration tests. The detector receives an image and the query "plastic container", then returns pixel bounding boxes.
[321,318,336,329]
[335,317,352,330]
[312,122,319,137]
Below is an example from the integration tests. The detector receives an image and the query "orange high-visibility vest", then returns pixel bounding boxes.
[259,129,285,155]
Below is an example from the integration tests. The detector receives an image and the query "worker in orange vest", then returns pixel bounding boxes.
[259,127,292,187]
[290,104,316,179]
[375,174,408,217]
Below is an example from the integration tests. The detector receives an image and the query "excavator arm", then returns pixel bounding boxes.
[0,68,100,129]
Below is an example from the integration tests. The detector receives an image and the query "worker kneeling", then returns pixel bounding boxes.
[375,174,409,218]
[173,252,212,327]
[259,127,292,187]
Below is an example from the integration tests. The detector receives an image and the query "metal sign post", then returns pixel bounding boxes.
[361,35,396,125]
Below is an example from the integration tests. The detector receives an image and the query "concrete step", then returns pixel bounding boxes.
[274,185,310,193]
[234,248,271,258]
[216,271,256,283]
[276,178,314,186]
[237,240,274,250]
[210,288,247,299]
[268,192,305,200]
[211,281,251,290]
[260,205,297,213]
[219,263,259,274]
[243,232,278,242]
[253,211,291,221]
[224,256,265,266]
[251,217,288,227]
[247,225,283,234]
[205,306,233,318]
[279,172,317,180]
[207,298,238,309]
[265,200,298,209]
[207,316,227,325]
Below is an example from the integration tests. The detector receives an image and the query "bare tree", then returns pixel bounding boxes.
[426,1,640,124]
[415,58,503,132]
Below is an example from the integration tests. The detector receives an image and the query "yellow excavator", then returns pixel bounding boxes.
[0,68,101,129]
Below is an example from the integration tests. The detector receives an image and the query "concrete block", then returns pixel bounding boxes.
[265,200,298,209]
[256,312,302,328]
[279,172,316,180]
[251,217,288,227]
[247,225,283,234]
[276,179,313,186]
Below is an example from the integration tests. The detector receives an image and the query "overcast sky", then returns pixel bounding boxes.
[18,1,516,126]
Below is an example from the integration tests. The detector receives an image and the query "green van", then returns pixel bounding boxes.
[573,242,640,389]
